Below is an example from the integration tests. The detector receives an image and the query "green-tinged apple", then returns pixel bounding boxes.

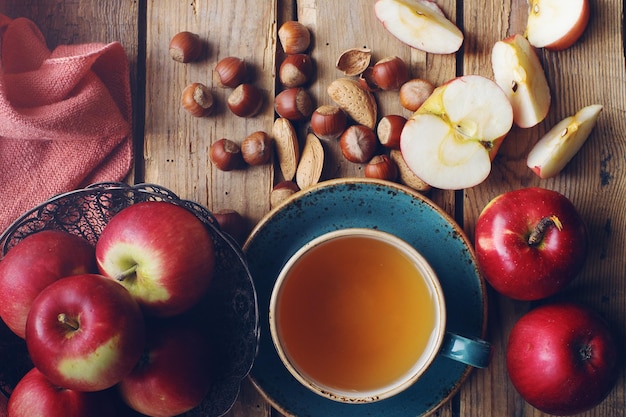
[400,75,513,190]
[0,230,97,339]
[118,317,214,417]
[475,188,587,300]
[526,0,590,51]
[507,302,618,415]
[25,274,145,392]
[527,104,602,179]
[492,34,551,128]
[374,0,463,54]
[7,367,117,417]
[96,201,216,317]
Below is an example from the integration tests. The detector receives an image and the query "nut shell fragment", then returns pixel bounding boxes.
[336,48,372,76]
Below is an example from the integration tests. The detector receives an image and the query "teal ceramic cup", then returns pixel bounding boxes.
[269,228,492,404]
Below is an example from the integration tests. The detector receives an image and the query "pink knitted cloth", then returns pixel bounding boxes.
[0,14,133,233]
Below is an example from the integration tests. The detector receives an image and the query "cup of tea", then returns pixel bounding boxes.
[269,228,491,403]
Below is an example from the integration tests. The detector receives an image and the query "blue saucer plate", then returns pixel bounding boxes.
[243,178,488,417]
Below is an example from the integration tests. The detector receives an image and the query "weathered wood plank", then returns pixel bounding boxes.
[462,1,626,417]
[142,0,278,231]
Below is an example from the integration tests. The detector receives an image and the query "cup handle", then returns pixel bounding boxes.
[439,332,492,368]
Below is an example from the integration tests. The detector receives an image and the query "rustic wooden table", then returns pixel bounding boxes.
[1,1,624,416]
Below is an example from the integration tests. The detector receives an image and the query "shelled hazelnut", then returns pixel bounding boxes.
[399,78,435,112]
[376,115,407,149]
[310,105,347,140]
[339,125,378,163]
[169,31,202,63]
[227,84,263,117]
[274,87,314,121]
[279,54,313,87]
[371,56,410,91]
[213,209,248,244]
[364,155,398,181]
[181,83,214,117]
[270,181,300,208]
[209,138,245,171]
[278,21,311,54]
[215,57,247,88]
[241,131,272,166]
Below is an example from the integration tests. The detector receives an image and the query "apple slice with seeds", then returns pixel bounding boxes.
[374,0,463,54]
[400,75,513,190]
[527,104,602,179]
[492,34,551,128]
[525,0,590,51]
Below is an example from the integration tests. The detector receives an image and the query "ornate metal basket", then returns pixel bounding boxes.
[0,182,259,417]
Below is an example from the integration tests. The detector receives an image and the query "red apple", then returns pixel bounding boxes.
[474,187,587,300]
[118,317,215,417]
[7,367,116,417]
[96,201,216,317]
[25,274,145,392]
[506,302,619,415]
[0,230,97,338]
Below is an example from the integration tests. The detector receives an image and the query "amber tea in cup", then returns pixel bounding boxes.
[269,228,446,403]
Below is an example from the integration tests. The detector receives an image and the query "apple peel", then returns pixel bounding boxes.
[527,104,602,178]
[374,0,463,54]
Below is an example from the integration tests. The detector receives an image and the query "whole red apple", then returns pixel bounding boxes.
[25,274,145,392]
[118,317,215,417]
[506,302,618,415]
[95,201,216,317]
[474,187,587,300]
[7,367,116,417]
[0,230,97,338]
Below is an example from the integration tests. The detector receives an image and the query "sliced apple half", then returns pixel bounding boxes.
[400,75,513,190]
[492,34,551,128]
[527,104,602,178]
[526,0,590,51]
[374,0,463,54]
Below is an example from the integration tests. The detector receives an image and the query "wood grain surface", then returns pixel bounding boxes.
[1,1,625,416]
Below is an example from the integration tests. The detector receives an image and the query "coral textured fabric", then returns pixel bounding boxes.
[0,14,133,232]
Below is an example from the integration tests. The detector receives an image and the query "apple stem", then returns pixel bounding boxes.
[57,313,80,331]
[528,215,563,246]
[115,264,138,282]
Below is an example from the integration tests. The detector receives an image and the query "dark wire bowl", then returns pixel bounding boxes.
[0,182,259,417]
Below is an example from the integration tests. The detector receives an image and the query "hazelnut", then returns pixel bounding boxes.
[376,115,407,149]
[169,31,202,63]
[358,67,379,92]
[241,131,272,166]
[364,155,399,181]
[215,57,247,88]
[278,21,311,54]
[399,78,435,112]
[279,54,313,87]
[310,105,347,140]
[371,56,410,91]
[227,84,263,117]
[213,209,248,244]
[209,138,245,171]
[271,181,300,208]
[339,125,378,163]
[274,87,314,121]
[181,82,214,117]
